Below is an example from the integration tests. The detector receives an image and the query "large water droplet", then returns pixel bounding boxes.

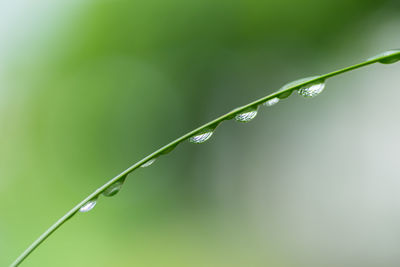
[103,175,127,197]
[141,158,156,168]
[79,197,98,212]
[278,76,319,99]
[235,107,258,123]
[368,49,400,64]
[189,128,214,144]
[298,80,325,98]
[263,97,279,107]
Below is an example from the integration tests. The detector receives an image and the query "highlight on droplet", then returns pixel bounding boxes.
[79,197,98,213]
[298,80,325,98]
[277,76,319,99]
[141,158,156,168]
[235,106,258,122]
[263,97,279,107]
[189,128,214,144]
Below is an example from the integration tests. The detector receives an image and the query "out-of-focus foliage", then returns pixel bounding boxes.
[1,0,400,266]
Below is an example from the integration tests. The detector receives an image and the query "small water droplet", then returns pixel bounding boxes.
[225,111,238,120]
[189,128,214,144]
[80,197,98,212]
[278,90,292,99]
[141,158,156,168]
[160,144,178,155]
[298,80,325,98]
[368,49,400,64]
[282,76,320,90]
[263,97,279,107]
[103,175,127,197]
[235,107,258,123]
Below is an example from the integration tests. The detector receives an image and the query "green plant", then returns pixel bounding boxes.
[10,50,400,266]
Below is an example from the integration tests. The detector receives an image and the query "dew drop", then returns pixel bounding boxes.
[79,197,98,213]
[278,90,292,99]
[103,175,127,197]
[189,129,214,144]
[278,76,320,99]
[263,97,279,107]
[141,158,156,168]
[225,111,238,120]
[368,49,400,64]
[298,80,325,98]
[160,143,178,155]
[282,76,320,90]
[235,107,258,123]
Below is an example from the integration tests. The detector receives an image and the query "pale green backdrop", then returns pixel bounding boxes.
[1,0,400,266]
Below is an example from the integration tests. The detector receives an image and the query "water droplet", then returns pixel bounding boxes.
[263,97,279,107]
[278,90,292,99]
[298,80,325,98]
[225,110,239,120]
[141,158,156,168]
[103,175,127,197]
[235,107,258,123]
[189,128,214,144]
[368,49,400,64]
[160,144,178,155]
[278,76,320,99]
[79,197,98,212]
[282,76,320,90]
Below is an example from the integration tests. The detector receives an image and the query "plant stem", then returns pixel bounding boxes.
[10,51,399,266]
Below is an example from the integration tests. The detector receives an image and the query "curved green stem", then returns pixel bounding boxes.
[10,51,400,266]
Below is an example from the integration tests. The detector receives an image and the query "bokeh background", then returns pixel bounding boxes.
[1,0,400,266]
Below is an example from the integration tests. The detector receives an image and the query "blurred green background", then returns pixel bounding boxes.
[1,0,400,266]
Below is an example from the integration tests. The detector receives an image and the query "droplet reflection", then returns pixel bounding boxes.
[79,198,98,213]
[141,158,156,168]
[103,175,127,197]
[298,80,325,98]
[189,129,214,144]
[263,97,279,107]
[235,107,258,122]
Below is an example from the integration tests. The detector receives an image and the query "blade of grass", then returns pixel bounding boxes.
[10,50,400,266]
